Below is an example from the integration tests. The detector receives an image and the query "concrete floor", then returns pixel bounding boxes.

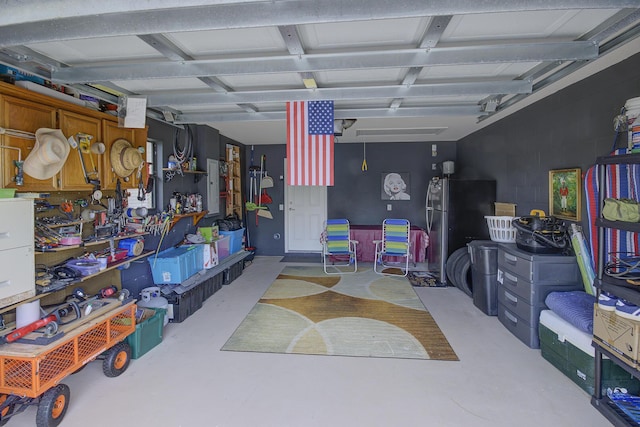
[7,256,608,427]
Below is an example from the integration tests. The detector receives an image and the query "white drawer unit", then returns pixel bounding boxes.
[0,198,35,308]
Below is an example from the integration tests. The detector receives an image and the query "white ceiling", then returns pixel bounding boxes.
[1,1,639,145]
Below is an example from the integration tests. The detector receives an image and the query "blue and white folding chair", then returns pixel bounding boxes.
[321,219,358,274]
[374,218,411,276]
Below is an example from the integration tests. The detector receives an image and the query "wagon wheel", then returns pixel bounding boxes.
[71,364,86,375]
[0,394,15,426]
[36,384,70,427]
[102,341,131,378]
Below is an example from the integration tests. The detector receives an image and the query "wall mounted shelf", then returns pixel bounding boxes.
[162,168,207,183]
[168,211,208,231]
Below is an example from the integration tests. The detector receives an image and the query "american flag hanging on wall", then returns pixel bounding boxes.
[286,100,335,186]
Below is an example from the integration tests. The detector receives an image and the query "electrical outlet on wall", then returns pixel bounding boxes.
[387,204,392,211]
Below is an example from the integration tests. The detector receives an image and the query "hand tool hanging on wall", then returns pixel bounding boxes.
[361,141,368,172]
[137,162,146,201]
[74,133,101,187]
[261,155,274,188]
[0,144,24,185]
[256,154,273,220]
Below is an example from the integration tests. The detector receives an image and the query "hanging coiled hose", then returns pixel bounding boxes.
[173,125,193,175]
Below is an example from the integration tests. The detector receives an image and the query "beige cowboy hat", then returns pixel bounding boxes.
[110,139,143,177]
[23,128,70,180]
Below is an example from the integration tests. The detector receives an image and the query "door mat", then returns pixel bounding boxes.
[407,271,448,287]
[280,253,321,263]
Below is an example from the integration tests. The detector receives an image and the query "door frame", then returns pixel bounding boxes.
[284,158,327,253]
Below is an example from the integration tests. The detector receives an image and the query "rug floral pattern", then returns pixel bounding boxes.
[222,265,458,360]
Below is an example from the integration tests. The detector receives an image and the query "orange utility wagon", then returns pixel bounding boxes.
[0,300,136,427]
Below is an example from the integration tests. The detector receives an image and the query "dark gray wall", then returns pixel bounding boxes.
[122,120,233,297]
[456,52,640,223]
[242,141,456,256]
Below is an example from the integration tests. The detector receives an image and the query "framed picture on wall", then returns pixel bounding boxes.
[549,168,581,221]
[381,172,411,200]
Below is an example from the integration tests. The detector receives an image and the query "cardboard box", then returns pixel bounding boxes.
[495,202,516,216]
[198,225,219,242]
[593,304,640,367]
[201,241,220,269]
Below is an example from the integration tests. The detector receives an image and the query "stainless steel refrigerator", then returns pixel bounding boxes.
[425,177,496,284]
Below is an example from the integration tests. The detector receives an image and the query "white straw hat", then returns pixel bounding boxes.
[23,128,70,180]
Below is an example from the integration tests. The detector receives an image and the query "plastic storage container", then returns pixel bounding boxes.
[220,228,244,255]
[203,273,224,300]
[223,260,244,285]
[497,243,582,348]
[166,286,204,323]
[539,309,640,395]
[148,245,204,284]
[467,240,498,316]
[126,307,166,359]
[215,235,231,261]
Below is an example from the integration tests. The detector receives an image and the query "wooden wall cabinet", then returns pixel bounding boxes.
[101,120,147,190]
[0,82,148,192]
[0,95,57,190]
[58,110,102,191]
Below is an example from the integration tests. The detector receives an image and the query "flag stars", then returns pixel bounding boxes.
[308,100,334,135]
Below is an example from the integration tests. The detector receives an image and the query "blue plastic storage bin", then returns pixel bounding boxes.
[220,228,244,255]
[148,245,204,284]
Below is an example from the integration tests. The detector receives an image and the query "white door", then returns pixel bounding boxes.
[285,171,327,252]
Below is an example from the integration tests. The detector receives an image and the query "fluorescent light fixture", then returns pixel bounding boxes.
[301,72,317,89]
[356,127,447,136]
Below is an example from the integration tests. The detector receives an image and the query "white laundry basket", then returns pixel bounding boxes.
[485,216,518,243]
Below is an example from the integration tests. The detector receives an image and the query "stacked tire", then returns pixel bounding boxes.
[445,247,473,297]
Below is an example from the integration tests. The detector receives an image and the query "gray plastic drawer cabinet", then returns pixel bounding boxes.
[497,243,580,284]
[496,243,581,348]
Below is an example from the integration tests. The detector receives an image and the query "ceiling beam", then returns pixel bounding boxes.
[0,1,635,46]
[137,33,260,113]
[51,41,597,83]
[391,15,453,109]
[175,104,486,123]
[278,25,319,89]
[146,80,532,107]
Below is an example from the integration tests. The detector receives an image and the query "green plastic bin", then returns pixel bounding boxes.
[126,307,166,359]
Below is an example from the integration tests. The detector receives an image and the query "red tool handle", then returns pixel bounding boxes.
[2,314,57,344]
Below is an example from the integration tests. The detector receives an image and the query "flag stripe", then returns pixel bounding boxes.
[286,101,334,186]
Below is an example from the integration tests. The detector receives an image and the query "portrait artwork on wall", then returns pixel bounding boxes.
[381,172,411,200]
[549,168,581,221]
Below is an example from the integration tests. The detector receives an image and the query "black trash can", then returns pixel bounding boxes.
[467,240,498,316]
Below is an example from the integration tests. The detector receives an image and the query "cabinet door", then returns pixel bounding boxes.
[58,110,102,190]
[101,120,148,190]
[0,95,57,190]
